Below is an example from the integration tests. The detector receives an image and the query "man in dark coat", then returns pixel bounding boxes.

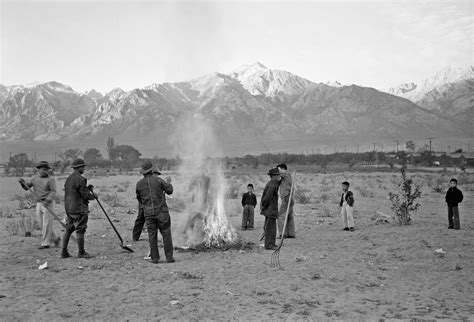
[62,158,97,258]
[241,183,257,230]
[132,168,162,241]
[445,178,464,230]
[136,161,174,263]
[260,168,280,250]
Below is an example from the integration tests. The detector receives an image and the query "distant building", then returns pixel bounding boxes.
[450,152,474,167]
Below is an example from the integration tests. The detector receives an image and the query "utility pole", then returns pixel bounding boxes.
[427,138,433,166]
[428,138,433,154]
[373,143,376,152]
[395,140,400,152]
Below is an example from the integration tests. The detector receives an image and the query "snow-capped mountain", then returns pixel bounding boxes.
[385,66,473,122]
[1,64,471,154]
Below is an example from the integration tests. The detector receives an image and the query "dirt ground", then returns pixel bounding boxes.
[1,170,473,320]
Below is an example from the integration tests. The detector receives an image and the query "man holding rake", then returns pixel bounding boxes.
[19,161,61,249]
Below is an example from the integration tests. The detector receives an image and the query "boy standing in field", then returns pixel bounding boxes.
[340,181,355,232]
[241,184,257,230]
[445,178,463,230]
[19,161,61,249]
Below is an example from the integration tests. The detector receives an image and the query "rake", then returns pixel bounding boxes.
[271,170,297,269]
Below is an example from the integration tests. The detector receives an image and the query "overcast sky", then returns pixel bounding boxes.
[1,0,472,93]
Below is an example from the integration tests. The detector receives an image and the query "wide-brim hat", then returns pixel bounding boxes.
[267,168,280,176]
[141,160,154,174]
[152,169,162,175]
[36,161,51,169]
[71,158,86,168]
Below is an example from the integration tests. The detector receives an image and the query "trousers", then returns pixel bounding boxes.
[341,204,354,228]
[263,217,277,249]
[132,207,145,241]
[448,206,460,229]
[36,202,58,246]
[277,198,295,237]
[242,205,255,229]
[145,212,173,262]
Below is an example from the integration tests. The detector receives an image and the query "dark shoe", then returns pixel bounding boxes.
[61,251,72,258]
[78,252,93,259]
[241,227,247,231]
[349,227,355,232]
[265,246,279,250]
[448,226,454,229]
[54,237,61,247]
[166,258,175,263]
[343,227,349,231]
[38,245,50,250]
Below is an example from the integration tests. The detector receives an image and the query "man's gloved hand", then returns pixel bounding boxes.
[87,184,94,191]
[19,178,29,191]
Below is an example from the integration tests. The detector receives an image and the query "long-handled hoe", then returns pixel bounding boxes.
[89,188,134,253]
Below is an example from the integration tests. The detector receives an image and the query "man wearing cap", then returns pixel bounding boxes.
[132,168,162,242]
[260,168,281,250]
[277,163,295,238]
[136,161,174,263]
[61,158,97,258]
[19,161,60,249]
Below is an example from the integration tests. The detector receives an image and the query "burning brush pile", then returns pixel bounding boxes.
[177,168,250,252]
[171,115,253,252]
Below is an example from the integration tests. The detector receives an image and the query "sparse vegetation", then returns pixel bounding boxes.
[388,168,422,225]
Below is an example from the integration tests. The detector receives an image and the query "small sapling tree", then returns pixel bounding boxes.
[388,167,422,225]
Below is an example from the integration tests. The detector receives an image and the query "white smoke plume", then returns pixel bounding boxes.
[170,114,237,247]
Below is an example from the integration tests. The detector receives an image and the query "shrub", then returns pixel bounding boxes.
[388,167,422,225]
[294,189,311,204]
[6,221,19,236]
[101,193,127,207]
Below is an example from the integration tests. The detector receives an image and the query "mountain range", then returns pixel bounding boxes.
[1,63,472,156]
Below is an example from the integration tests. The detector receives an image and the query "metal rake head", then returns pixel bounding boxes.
[271,244,282,268]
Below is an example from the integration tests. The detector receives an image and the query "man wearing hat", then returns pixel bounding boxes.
[132,168,162,242]
[61,158,97,258]
[136,161,174,263]
[260,168,281,250]
[19,161,60,249]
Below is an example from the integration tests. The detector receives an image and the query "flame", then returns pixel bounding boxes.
[201,169,237,247]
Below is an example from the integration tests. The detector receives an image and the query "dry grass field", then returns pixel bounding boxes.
[1,168,473,320]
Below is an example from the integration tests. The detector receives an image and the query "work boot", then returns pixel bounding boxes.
[61,251,72,258]
[61,230,72,257]
[77,233,93,259]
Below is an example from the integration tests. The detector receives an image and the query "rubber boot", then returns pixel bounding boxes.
[61,230,72,258]
[77,233,93,258]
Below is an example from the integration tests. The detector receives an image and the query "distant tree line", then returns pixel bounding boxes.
[3,138,469,175]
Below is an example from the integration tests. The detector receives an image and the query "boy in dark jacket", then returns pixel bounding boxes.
[340,181,355,231]
[241,184,257,230]
[445,178,464,230]
[260,168,280,250]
